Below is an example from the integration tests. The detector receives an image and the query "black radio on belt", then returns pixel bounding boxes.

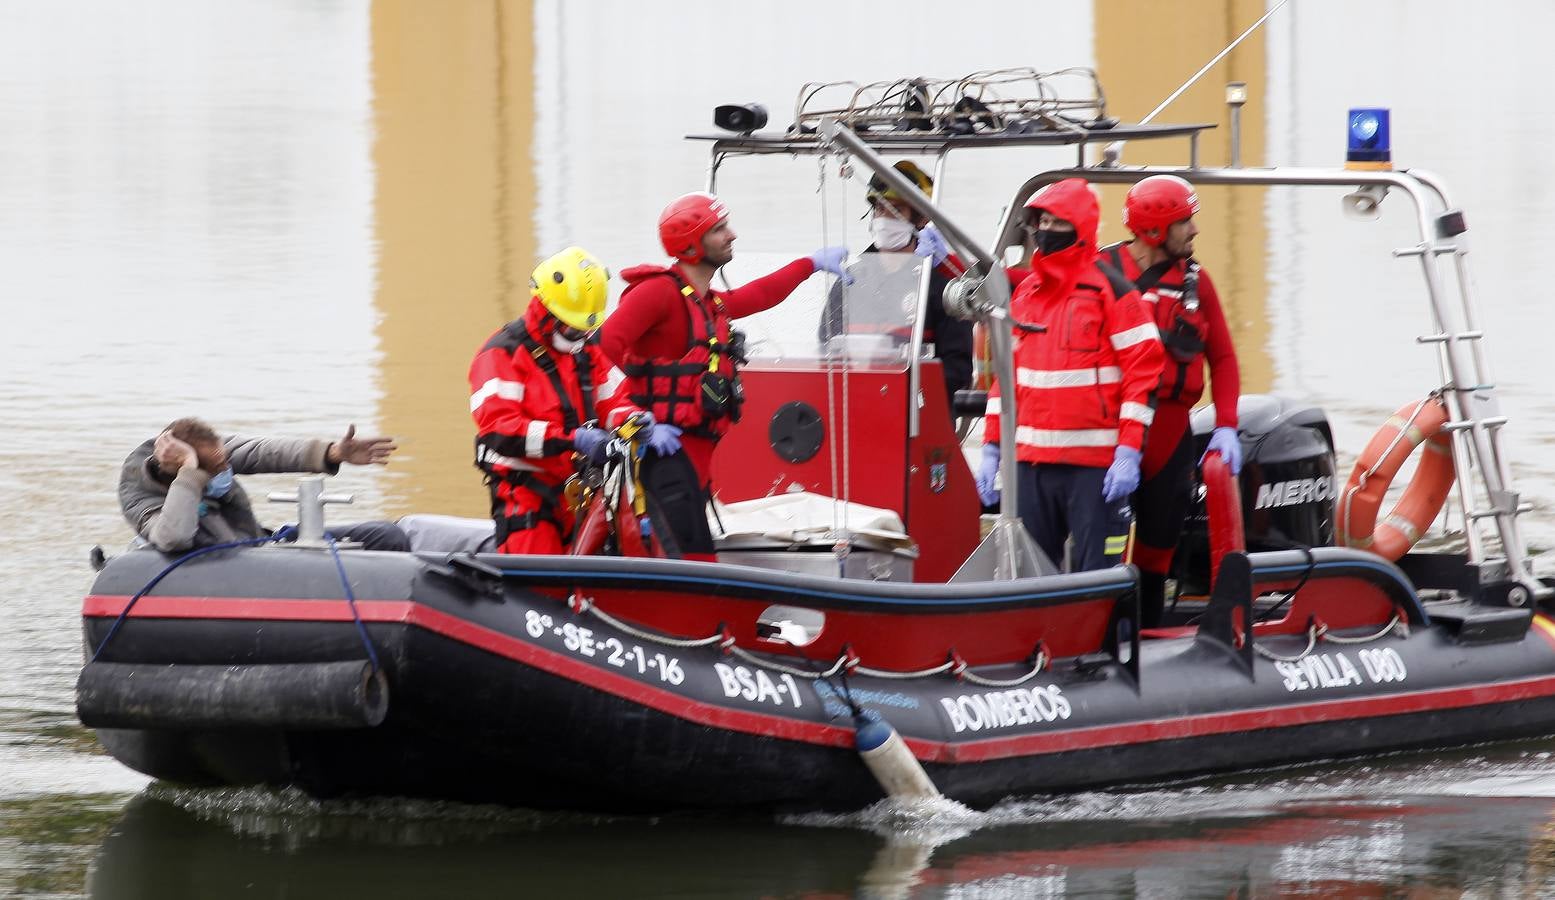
[700,371,745,422]
[701,327,749,422]
[1163,316,1205,363]
[1162,263,1204,363]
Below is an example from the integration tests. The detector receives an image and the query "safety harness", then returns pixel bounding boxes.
[621,271,743,440]
[480,321,598,543]
[1104,244,1206,403]
[515,324,596,431]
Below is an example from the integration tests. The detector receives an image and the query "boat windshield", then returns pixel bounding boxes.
[720,250,926,370]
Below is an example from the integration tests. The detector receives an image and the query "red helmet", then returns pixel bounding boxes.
[1123,175,1199,246]
[659,192,730,264]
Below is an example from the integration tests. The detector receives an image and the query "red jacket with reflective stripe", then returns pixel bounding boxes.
[985,264,1165,468]
[469,299,635,485]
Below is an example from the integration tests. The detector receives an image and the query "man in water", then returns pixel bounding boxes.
[119,417,407,552]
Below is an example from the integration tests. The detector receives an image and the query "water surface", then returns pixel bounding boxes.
[3,1,1554,896]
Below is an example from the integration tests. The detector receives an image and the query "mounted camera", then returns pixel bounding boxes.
[714,103,767,134]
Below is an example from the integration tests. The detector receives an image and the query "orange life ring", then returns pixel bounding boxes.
[1337,396,1455,561]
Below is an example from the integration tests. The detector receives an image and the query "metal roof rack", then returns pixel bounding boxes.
[794,67,1110,136]
[688,67,1213,163]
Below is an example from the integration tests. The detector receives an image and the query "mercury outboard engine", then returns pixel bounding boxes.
[1172,394,1337,596]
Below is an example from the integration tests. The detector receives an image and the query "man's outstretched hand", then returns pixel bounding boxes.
[327,424,397,466]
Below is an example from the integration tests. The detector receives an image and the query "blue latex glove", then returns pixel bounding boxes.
[1102,446,1142,503]
[809,246,854,284]
[1201,425,1243,475]
[572,426,608,462]
[644,423,683,457]
[975,443,1001,507]
[913,225,950,266]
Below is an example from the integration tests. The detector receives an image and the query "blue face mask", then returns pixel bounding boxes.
[204,467,235,498]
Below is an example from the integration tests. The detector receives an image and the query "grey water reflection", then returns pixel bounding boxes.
[74,761,1555,899]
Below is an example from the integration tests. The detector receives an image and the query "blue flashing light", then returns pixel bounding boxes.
[1347,107,1391,163]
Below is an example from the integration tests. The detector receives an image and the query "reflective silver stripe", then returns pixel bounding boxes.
[1110,323,1160,351]
[1120,401,1155,425]
[597,366,626,401]
[1015,366,1122,388]
[478,447,537,472]
[985,396,1002,415]
[470,378,525,412]
[525,420,549,457]
[1015,426,1119,448]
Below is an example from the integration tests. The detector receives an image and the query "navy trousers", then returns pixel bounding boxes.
[1015,461,1133,572]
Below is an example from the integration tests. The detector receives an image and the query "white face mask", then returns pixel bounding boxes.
[870,215,915,251]
[551,331,585,353]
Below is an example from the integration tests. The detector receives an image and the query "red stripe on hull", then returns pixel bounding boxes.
[940,675,1555,762]
[83,594,857,750]
[83,594,1555,764]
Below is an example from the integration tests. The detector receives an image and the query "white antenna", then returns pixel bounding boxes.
[1101,0,1291,166]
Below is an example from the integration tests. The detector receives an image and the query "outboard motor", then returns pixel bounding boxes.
[1172,395,1336,596]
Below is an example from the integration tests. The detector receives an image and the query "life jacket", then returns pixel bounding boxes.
[618,266,744,439]
[471,308,602,538]
[1103,244,1211,405]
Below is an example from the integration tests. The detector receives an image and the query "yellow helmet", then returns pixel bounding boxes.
[866,160,934,206]
[530,246,609,331]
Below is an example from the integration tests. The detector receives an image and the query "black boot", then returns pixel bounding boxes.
[1138,570,1167,629]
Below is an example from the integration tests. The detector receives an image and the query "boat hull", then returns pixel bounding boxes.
[79,547,1555,812]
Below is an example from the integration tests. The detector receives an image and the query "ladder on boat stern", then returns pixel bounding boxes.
[1403,170,1545,605]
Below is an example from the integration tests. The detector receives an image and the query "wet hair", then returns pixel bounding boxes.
[164,417,220,447]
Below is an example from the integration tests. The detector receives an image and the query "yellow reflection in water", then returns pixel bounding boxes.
[1094,0,1272,396]
[370,0,535,517]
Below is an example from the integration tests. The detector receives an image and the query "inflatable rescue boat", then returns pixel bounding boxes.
[79,70,1555,813]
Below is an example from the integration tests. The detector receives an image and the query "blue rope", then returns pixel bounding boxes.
[324,531,381,673]
[91,532,284,662]
[91,526,382,675]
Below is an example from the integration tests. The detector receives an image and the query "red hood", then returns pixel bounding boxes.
[1024,177,1100,305]
[620,263,678,286]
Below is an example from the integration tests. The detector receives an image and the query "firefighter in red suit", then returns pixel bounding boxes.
[1101,175,1242,625]
[470,246,673,554]
[976,178,1165,572]
[597,192,849,560]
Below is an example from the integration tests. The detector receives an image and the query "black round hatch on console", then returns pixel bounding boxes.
[769,401,825,463]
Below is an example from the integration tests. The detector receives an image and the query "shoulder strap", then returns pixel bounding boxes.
[517,327,586,432]
[1132,260,1175,294]
[575,343,597,425]
[663,270,721,350]
[1094,258,1140,301]
[1102,242,1178,295]
[661,271,727,378]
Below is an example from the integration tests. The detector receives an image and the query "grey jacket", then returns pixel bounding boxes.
[119,435,338,552]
